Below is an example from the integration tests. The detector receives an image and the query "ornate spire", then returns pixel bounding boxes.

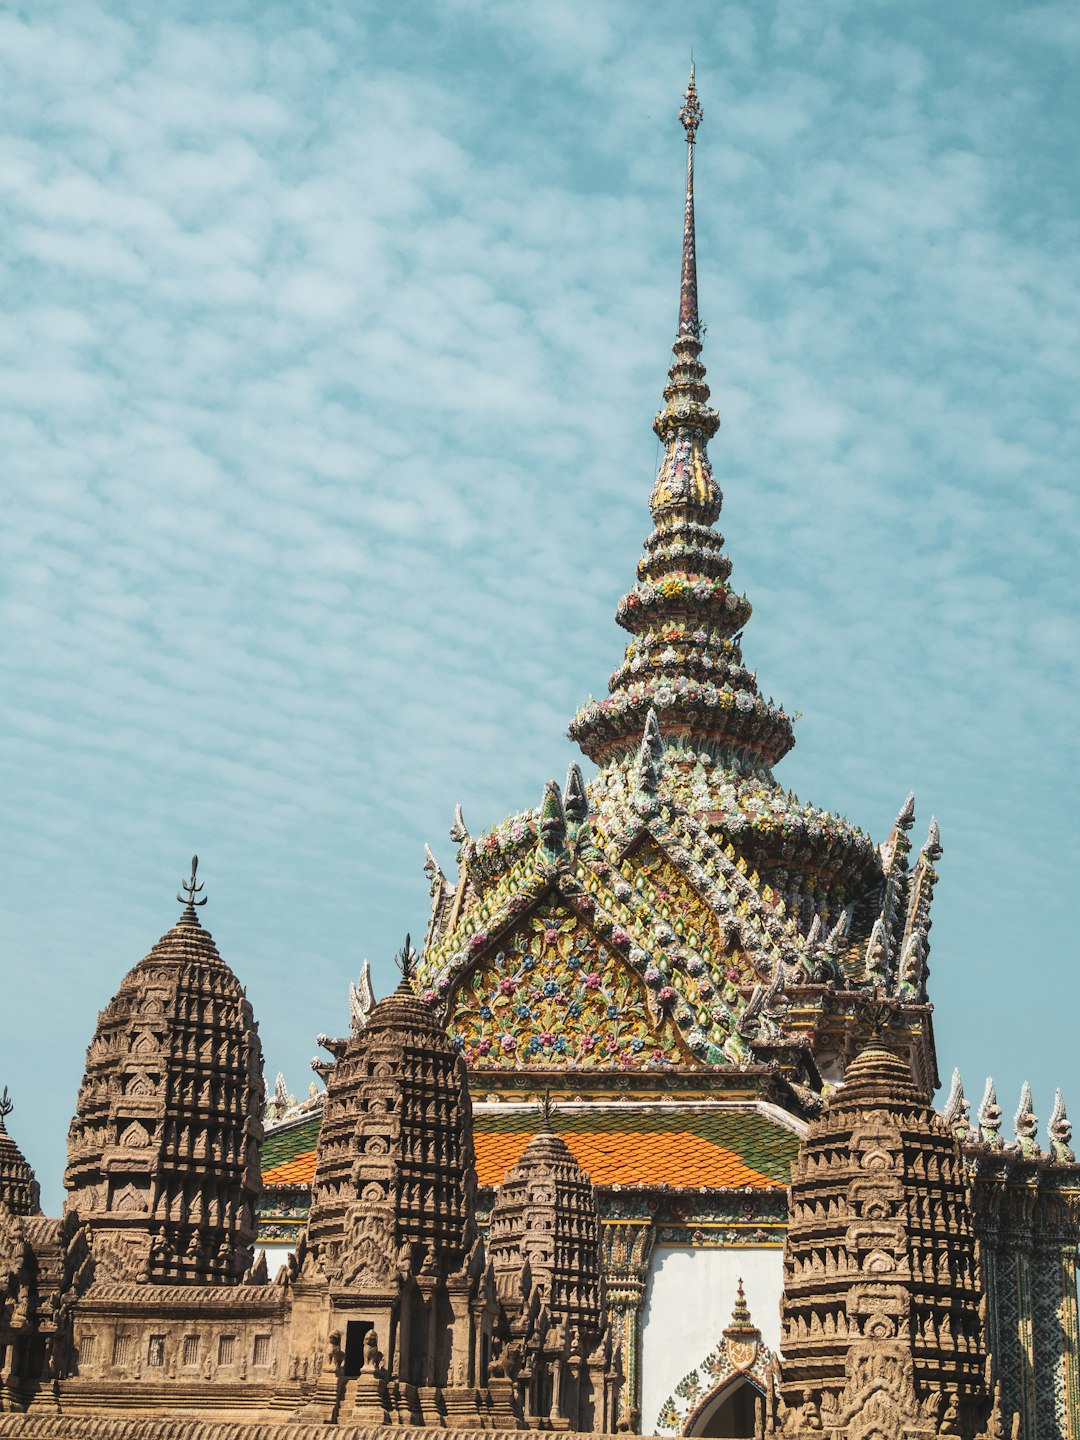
[0,1087,41,1216]
[176,853,207,923]
[726,1277,755,1334]
[569,69,794,776]
[677,65,703,341]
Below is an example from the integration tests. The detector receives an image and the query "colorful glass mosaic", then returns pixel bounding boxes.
[446,900,684,1069]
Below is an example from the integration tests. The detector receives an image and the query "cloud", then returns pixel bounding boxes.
[0,0,1077,1208]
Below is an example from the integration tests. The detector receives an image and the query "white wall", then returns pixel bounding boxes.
[639,1245,784,1435]
[260,1242,295,1280]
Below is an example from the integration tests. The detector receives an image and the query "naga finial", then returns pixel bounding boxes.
[177,855,207,913]
[679,64,703,144]
[0,1087,11,1128]
[978,1077,1003,1150]
[1048,1090,1075,1164]
[942,1068,973,1141]
[1012,1081,1041,1158]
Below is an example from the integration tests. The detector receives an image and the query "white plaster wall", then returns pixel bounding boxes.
[639,1246,784,1434]
[259,1242,295,1279]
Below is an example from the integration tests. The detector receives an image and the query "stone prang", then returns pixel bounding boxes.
[768,1046,1011,1440]
[64,859,264,1285]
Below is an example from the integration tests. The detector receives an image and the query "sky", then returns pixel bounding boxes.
[1,0,1078,1212]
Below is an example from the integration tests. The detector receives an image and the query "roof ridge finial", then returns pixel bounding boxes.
[177,854,207,921]
[0,1086,11,1131]
[677,64,703,341]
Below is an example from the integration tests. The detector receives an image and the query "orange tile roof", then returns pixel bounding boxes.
[262,1148,317,1187]
[263,1132,774,1191]
[475,1131,773,1188]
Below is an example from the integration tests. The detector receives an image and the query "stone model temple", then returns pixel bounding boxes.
[1,69,1078,1440]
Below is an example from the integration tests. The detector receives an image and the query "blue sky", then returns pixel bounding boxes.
[2,1,1077,1210]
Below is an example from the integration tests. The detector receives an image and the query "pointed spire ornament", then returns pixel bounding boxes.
[563,762,589,826]
[349,959,376,1032]
[896,932,926,1001]
[726,1277,756,1333]
[176,855,207,919]
[423,842,445,888]
[864,916,889,984]
[449,804,470,845]
[538,780,568,859]
[0,1087,11,1131]
[568,71,794,775]
[632,709,663,800]
[824,905,853,956]
[677,64,703,341]
[942,1068,973,1142]
[395,933,419,983]
[978,1078,1004,1150]
[923,816,942,860]
[1048,1090,1075,1163]
[538,1090,556,1134]
[896,793,916,832]
[1012,1081,1041,1158]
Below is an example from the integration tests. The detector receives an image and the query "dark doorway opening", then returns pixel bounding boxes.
[343,1320,373,1378]
[689,1376,762,1438]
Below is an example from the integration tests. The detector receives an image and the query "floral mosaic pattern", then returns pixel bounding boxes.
[447,902,682,1069]
[629,837,756,1043]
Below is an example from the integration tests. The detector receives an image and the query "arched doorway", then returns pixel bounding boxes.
[685,1374,763,1438]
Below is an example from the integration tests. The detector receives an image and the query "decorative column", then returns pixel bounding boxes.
[601,1219,655,1430]
[1009,1182,1040,1437]
[1060,1233,1080,1440]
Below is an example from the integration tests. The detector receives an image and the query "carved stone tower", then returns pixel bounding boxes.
[64,859,264,1284]
[770,1046,1009,1438]
[487,1110,613,1430]
[306,980,477,1281]
[300,946,489,1426]
[0,1091,40,1218]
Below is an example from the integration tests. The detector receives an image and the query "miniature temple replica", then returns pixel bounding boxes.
[1,69,1078,1440]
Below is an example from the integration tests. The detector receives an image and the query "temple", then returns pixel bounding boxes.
[1,69,1078,1440]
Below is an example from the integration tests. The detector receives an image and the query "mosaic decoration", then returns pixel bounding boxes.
[447,900,684,1069]
[418,35,953,1095]
[655,1281,773,1436]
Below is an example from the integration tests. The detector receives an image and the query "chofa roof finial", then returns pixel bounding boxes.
[1049,1090,1075,1164]
[177,855,207,918]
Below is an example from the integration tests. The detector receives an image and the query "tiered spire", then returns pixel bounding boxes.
[0,1087,41,1216]
[570,69,794,774]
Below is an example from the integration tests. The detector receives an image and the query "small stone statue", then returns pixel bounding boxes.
[361,1329,382,1372]
[489,1340,522,1379]
[800,1395,823,1430]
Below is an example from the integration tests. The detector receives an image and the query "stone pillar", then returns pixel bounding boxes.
[1010,1184,1039,1438]
[1059,1238,1080,1440]
[601,1218,654,1429]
